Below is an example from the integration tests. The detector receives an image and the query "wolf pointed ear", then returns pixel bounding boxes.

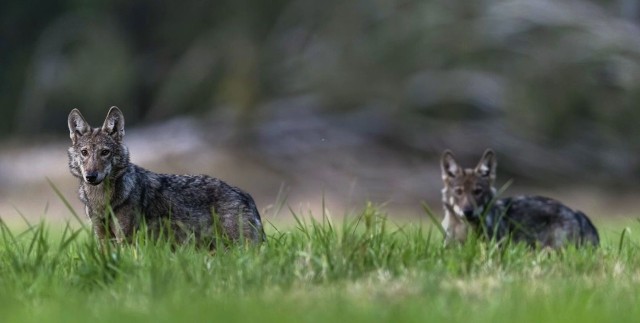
[475,149,496,180]
[102,106,125,141]
[68,109,90,143]
[441,150,461,180]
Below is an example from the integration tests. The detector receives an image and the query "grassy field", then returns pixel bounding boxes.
[0,202,639,323]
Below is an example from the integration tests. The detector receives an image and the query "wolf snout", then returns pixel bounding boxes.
[463,208,476,219]
[84,172,101,184]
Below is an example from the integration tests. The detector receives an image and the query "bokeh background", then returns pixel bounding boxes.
[1,0,640,223]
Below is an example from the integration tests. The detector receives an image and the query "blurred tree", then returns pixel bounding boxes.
[1,0,640,184]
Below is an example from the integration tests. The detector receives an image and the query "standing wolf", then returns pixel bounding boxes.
[68,107,266,247]
[440,149,599,248]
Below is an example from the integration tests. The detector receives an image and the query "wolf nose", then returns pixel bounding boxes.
[85,173,99,184]
[463,209,475,219]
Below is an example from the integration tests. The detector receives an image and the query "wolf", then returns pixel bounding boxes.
[67,106,266,248]
[440,149,599,248]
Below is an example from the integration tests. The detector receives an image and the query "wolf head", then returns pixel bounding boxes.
[67,107,129,185]
[441,149,497,222]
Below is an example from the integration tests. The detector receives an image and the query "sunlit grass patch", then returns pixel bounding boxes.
[0,200,639,323]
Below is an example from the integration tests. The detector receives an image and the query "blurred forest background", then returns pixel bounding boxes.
[1,0,640,221]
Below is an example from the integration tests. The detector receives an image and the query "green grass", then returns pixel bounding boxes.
[0,202,639,323]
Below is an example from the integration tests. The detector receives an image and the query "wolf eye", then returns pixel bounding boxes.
[101,149,110,156]
[80,149,89,157]
[453,187,464,196]
[473,188,483,196]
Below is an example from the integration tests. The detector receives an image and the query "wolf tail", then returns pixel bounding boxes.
[575,211,600,247]
[247,197,267,243]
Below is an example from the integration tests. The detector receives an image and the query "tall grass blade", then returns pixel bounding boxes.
[421,202,446,238]
[47,177,85,227]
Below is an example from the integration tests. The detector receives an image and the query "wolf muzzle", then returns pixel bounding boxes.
[463,207,483,223]
[84,172,101,185]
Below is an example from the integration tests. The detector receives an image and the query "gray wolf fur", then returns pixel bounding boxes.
[68,106,266,247]
[440,149,599,248]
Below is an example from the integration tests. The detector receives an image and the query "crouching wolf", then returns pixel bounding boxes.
[440,149,599,248]
[68,107,266,248]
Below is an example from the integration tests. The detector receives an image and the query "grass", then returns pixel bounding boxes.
[0,201,640,323]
